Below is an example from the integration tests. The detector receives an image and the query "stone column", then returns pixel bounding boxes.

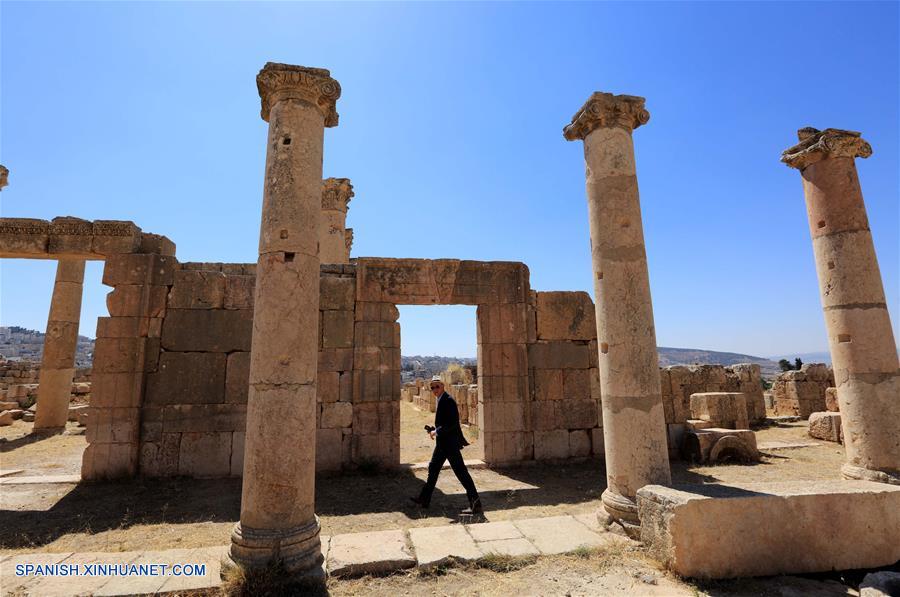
[0,165,8,190]
[226,63,340,579]
[34,259,86,432]
[320,177,354,264]
[564,93,671,533]
[344,228,354,262]
[782,127,900,485]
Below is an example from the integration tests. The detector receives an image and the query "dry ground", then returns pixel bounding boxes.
[400,400,482,464]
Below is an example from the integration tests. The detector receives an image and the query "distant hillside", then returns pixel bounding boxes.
[657,346,780,375]
[402,355,476,381]
[0,326,94,368]
[768,351,832,366]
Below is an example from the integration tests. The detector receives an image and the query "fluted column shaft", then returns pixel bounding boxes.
[564,93,671,531]
[228,63,341,577]
[34,259,85,431]
[782,128,900,485]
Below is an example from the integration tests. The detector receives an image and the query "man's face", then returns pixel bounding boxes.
[430,382,443,397]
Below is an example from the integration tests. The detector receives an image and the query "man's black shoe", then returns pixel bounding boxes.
[409,496,429,508]
[463,498,483,515]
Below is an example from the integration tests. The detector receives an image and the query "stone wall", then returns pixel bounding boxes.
[771,364,834,418]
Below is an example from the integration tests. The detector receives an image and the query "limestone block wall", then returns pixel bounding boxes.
[772,364,835,418]
[529,291,603,461]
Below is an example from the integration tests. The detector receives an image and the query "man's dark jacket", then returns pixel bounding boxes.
[434,391,469,451]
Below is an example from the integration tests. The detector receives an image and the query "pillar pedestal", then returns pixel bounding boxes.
[564,93,671,532]
[225,62,341,578]
[34,259,85,432]
[782,128,900,485]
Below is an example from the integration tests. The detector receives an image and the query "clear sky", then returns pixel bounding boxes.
[1,1,897,359]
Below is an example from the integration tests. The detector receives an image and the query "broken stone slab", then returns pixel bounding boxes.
[689,392,749,429]
[512,515,609,555]
[808,411,842,443]
[326,529,415,577]
[68,404,89,422]
[409,525,482,569]
[637,480,900,579]
[680,428,759,464]
[824,387,840,412]
[758,440,820,450]
[466,520,523,542]
[477,537,540,557]
[0,410,15,426]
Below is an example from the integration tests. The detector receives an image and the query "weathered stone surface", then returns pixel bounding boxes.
[225,352,250,404]
[92,220,142,255]
[0,218,50,256]
[528,342,591,369]
[808,411,842,443]
[638,480,900,579]
[316,428,343,472]
[534,291,596,341]
[178,432,233,477]
[569,429,592,457]
[161,309,252,352]
[320,275,355,310]
[513,515,609,555]
[689,392,749,430]
[327,529,415,577]
[224,274,255,310]
[168,270,226,309]
[321,402,352,428]
[466,521,522,543]
[409,525,482,568]
[145,352,226,405]
[824,386,840,412]
[680,428,758,464]
[102,254,176,286]
[534,429,569,460]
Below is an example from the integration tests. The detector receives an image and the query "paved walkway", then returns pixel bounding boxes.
[0,513,632,595]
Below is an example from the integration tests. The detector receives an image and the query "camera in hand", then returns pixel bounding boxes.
[424,425,435,433]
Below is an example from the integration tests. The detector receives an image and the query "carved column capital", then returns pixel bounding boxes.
[256,62,341,126]
[0,165,8,191]
[322,178,354,212]
[781,127,872,170]
[563,92,650,141]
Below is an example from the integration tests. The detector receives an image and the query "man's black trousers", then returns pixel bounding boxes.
[417,441,480,507]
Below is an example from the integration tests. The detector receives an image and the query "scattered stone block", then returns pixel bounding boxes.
[808,411,842,443]
[0,410,14,426]
[681,428,758,464]
[689,392,749,430]
[637,480,900,579]
[68,404,89,422]
[409,525,482,569]
[327,529,415,577]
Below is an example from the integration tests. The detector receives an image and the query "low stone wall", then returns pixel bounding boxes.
[0,360,90,390]
[771,364,834,418]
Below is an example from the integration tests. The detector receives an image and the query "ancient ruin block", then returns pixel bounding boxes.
[138,233,176,256]
[178,432,233,477]
[319,348,353,372]
[680,428,758,464]
[139,433,182,477]
[168,270,226,309]
[224,274,255,310]
[96,316,153,339]
[534,291,596,341]
[480,343,528,377]
[532,368,564,402]
[352,401,395,435]
[530,401,559,430]
[323,310,355,349]
[106,285,168,318]
[825,387,840,412]
[92,220,142,255]
[145,352,226,405]
[485,430,533,463]
[476,303,530,345]
[569,429,592,457]
[689,393,750,430]
[225,351,251,404]
[528,342,591,369]
[485,401,526,432]
[479,375,529,402]
[161,309,253,352]
[321,402,353,428]
[559,399,599,430]
[48,217,93,255]
[321,275,355,310]
[160,404,247,433]
[809,411,843,443]
[562,368,592,401]
[771,367,833,418]
[90,372,143,409]
[637,480,900,579]
[318,371,340,403]
[92,337,155,374]
[534,429,570,460]
[591,426,605,456]
[0,218,50,256]
[102,254,177,287]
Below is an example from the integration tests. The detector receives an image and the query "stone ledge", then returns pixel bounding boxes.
[637,480,900,579]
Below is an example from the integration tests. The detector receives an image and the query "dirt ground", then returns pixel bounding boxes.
[0,416,846,562]
[400,400,482,464]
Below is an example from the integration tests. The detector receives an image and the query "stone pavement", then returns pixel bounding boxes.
[0,512,632,595]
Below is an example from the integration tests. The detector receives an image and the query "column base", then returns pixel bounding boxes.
[30,425,66,436]
[224,517,324,580]
[601,489,641,539]
[841,463,900,486]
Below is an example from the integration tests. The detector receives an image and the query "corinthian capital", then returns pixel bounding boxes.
[781,127,872,170]
[0,165,8,191]
[257,62,341,126]
[563,92,650,141]
[322,178,354,212]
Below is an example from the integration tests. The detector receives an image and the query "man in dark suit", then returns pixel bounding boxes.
[411,377,482,514]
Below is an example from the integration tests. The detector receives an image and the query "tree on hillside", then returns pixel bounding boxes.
[778,359,793,372]
[794,357,803,370]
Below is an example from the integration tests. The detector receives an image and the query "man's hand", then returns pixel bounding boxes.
[429,430,436,440]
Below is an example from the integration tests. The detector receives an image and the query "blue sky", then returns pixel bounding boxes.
[1,1,897,359]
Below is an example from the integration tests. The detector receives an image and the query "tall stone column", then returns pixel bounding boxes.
[564,93,671,533]
[34,259,86,432]
[320,177,354,264]
[227,63,341,577]
[782,127,900,485]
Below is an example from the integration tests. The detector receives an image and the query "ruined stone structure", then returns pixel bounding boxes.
[321,178,354,264]
[782,127,899,485]
[564,92,670,533]
[771,363,834,418]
